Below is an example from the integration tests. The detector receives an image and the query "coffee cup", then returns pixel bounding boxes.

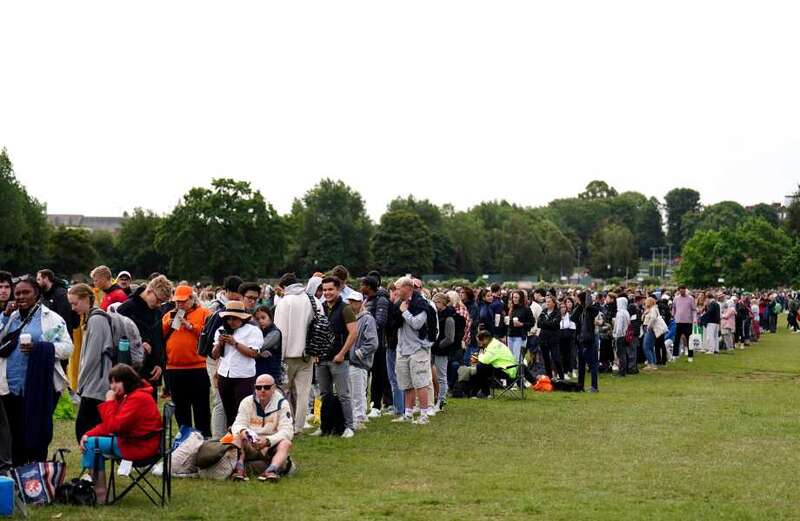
[494,314,501,327]
[504,316,511,326]
[19,333,31,346]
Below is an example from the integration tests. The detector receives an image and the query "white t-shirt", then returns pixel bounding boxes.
[215,323,262,378]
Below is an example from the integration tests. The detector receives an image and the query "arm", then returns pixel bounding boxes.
[374,297,390,330]
[402,310,427,331]
[231,396,251,435]
[338,321,357,358]
[259,329,281,358]
[439,317,455,349]
[266,402,295,446]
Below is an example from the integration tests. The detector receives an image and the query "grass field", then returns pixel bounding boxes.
[24,318,800,520]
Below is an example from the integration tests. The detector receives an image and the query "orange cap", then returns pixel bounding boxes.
[172,285,193,302]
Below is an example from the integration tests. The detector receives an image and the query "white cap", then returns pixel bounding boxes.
[117,270,132,280]
[347,292,364,302]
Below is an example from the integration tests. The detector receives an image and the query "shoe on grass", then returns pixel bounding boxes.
[309,428,323,437]
[413,415,430,425]
[258,470,280,482]
[341,428,355,439]
[367,408,381,419]
[231,463,248,481]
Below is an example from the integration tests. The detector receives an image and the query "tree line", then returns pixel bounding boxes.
[1,147,798,288]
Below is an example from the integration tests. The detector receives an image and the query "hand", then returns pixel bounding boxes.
[150,365,162,381]
[142,342,152,354]
[79,435,88,453]
[20,342,34,354]
[253,437,269,450]
[333,352,345,364]
[399,300,409,313]
[3,301,16,316]
[180,317,192,330]
[105,389,117,401]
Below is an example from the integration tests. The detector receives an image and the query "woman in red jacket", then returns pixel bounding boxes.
[79,364,162,504]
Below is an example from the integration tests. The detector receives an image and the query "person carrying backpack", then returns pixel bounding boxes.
[67,284,113,442]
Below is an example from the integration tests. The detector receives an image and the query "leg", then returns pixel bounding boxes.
[206,358,226,439]
[411,351,431,410]
[2,394,26,467]
[431,362,440,406]
[386,349,404,413]
[0,396,11,473]
[329,361,354,430]
[434,355,448,405]
[75,397,103,442]
[541,339,553,378]
[369,345,389,410]
[287,358,313,433]
[188,368,211,438]
[217,375,237,430]
[577,343,587,390]
[615,339,627,376]
[165,370,192,430]
[348,366,367,426]
[587,341,599,390]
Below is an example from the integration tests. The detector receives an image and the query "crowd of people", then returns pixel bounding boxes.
[0,263,795,502]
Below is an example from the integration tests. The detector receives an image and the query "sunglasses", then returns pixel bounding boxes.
[254,384,273,391]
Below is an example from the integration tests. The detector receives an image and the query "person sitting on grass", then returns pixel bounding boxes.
[79,364,162,504]
[230,374,294,482]
[467,331,520,398]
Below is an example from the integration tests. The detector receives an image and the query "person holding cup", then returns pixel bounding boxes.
[0,276,73,466]
[507,290,534,363]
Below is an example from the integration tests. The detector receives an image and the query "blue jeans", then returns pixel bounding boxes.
[81,436,122,470]
[433,355,448,405]
[385,349,404,413]
[643,330,657,365]
[507,336,525,363]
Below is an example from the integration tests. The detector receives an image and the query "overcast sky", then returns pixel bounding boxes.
[1,1,798,220]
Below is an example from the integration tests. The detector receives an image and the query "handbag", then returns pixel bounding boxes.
[0,304,40,358]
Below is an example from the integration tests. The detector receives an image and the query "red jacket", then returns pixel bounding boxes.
[100,284,129,311]
[85,383,162,461]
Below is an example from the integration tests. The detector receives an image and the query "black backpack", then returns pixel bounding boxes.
[320,394,345,436]
[55,478,97,507]
[197,309,223,357]
[305,294,336,358]
[419,304,438,343]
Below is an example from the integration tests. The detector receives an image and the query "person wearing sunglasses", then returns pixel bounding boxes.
[230,374,295,482]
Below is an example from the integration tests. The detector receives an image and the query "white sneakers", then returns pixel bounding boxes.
[309,428,323,437]
[341,428,354,439]
[413,415,430,425]
[367,408,382,419]
[391,415,412,423]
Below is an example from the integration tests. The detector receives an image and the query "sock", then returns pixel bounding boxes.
[265,464,277,473]
[404,408,413,417]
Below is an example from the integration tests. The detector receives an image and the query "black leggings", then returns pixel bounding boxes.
[559,334,575,373]
[75,397,103,442]
[2,393,58,466]
[369,345,392,409]
[0,397,11,473]
[655,334,667,365]
[166,368,211,437]
[540,336,563,380]
[217,375,255,429]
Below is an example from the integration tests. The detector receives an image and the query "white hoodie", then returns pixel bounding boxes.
[613,296,631,338]
[274,283,314,359]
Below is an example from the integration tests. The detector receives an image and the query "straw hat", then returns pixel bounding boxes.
[219,300,251,321]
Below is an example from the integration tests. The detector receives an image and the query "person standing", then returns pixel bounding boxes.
[613,296,631,377]
[116,271,134,297]
[703,293,721,354]
[90,265,128,311]
[671,286,697,358]
[538,295,563,380]
[161,285,211,437]
[431,293,455,411]
[37,269,74,331]
[273,273,315,435]
[67,283,113,441]
[576,292,599,392]
[347,292,378,430]
[507,290,533,364]
[360,275,392,417]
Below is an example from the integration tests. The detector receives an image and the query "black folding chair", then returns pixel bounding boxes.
[490,350,527,400]
[106,402,174,507]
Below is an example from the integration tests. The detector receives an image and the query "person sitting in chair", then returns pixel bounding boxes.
[230,374,295,482]
[79,364,162,504]
[467,331,520,398]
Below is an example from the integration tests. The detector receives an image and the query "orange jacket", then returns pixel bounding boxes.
[161,305,209,370]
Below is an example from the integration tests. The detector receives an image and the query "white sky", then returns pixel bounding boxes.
[1,1,799,220]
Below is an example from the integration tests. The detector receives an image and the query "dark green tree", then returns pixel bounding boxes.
[372,210,433,276]
[783,187,800,237]
[156,178,287,282]
[665,187,701,248]
[749,203,779,227]
[681,201,747,242]
[587,223,638,278]
[89,231,121,271]
[579,180,618,200]
[47,227,98,277]
[674,229,723,287]
[285,179,372,276]
[442,211,487,275]
[0,148,50,273]
[387,196,455,274]
[117,208,169,277]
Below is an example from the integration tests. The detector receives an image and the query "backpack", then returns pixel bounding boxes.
[773,302,783,314]
[320,393,345,436]
[419,304,438,343]
[304,294,336,358]
[54,478,96,507]
[197,310,223,358]
[90,306,144,370]
[624,322,634,345]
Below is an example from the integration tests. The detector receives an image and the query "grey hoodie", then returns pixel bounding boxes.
[78,308,113,401]
[613,296,631,339]
[350,310,378,370]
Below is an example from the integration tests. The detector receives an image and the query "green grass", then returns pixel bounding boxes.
[26,318,800,520]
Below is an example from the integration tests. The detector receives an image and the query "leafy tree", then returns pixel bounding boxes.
[579,180,618,200]
[749,203,779,227]
[587,223,638,278]
[609,192,665,257]
[533,219,576,278]
[372,210,433,276]
[47,227,98,277]
[497,214,544,274]
[781,240,800,286]
[674,229,723,287]
[116,209,169,277]
[681,201,747,242]
[546,197,612,262]
[442,211,487,275]
[156,178,286,282]
[89,231,121,270]
[783,187,800,237]
[285,179,372,276]
[665,188,701,248]
[0,148,50,273]
[388,196,454,274]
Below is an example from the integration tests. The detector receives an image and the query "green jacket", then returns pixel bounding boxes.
[478,339,517,379]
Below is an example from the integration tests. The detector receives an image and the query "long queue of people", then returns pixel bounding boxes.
[0,264,795,502]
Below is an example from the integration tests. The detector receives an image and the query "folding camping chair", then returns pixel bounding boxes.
[490,349,526,400]
[106,402,174,507]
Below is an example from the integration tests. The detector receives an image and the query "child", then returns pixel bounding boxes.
[347,293,378,429]
[254,305,283,385]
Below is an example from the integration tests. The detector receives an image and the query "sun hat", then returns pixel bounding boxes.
[347,292,363,302]
[219,300,252,321]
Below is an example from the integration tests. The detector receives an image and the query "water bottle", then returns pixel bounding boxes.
[118,336,132,365]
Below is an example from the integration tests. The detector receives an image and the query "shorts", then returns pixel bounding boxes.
[395,350,432,390]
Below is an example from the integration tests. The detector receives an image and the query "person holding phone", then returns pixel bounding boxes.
[211,301,262,430]
[162,285,211,437]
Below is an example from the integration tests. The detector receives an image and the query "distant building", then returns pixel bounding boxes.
[47,214,124,233]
